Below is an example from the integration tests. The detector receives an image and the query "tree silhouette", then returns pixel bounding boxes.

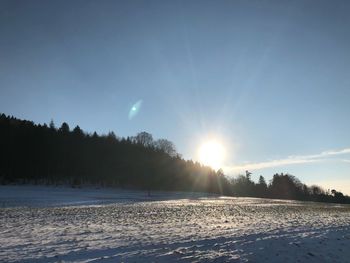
[59,122,70,133]
[73,125,84,137]
[0,113,349,204]
[257,175,268,197]
[154,139,177,157]
[133,132,153,147]
[49,119,55,130]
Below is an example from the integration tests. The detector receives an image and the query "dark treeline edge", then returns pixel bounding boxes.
[0,113,349,204]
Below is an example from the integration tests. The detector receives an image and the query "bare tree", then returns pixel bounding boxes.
[310,185,324,195]
[134,132,153,147]
[154,139,177,157]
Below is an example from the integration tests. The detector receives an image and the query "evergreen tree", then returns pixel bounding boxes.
[257,175,268,197]
[59,122,70,133]
[0,112,349,204]
[49,119,55,130]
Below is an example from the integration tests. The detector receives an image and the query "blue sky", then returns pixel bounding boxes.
[1,0,349,193]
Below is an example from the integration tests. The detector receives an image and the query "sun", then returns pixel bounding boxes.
[198,140,225,170]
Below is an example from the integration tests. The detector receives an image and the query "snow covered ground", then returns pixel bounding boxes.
[1,186,350,262]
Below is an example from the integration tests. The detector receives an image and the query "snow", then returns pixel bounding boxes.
[1,186,350,262]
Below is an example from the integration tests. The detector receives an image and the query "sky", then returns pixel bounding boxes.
[1,0,350,193]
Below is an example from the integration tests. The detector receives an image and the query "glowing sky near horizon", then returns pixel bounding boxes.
[0,0,349,193]
[198,140,226,171]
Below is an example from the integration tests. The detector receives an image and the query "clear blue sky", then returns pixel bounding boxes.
[1,0,349,193]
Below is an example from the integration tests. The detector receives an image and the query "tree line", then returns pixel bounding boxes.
[231,171,350,204]
[0,113,349,204]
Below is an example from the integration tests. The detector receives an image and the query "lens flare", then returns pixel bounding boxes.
[128,100,143,120]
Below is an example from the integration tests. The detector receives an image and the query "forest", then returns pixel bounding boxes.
[1,113,349,204]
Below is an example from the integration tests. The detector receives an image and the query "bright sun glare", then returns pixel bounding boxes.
[198,140,225,170]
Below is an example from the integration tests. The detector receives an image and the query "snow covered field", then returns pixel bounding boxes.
[1,186,350,262]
